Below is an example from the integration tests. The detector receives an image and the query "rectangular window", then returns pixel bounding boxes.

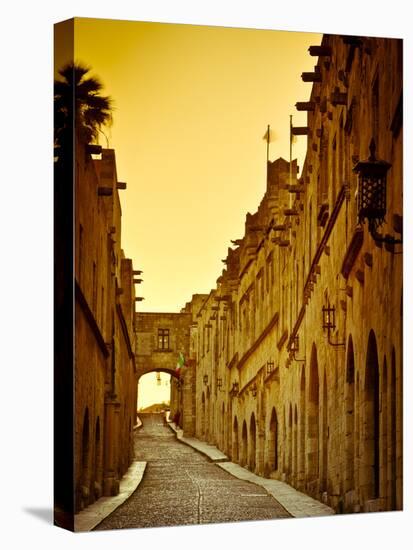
[158,328,170,350]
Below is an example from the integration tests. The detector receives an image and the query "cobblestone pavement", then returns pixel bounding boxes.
[95,413,291,530]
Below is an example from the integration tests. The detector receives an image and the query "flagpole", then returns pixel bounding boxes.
[289,115,293,208]
[289,115,293,187]
[266,124,270,185]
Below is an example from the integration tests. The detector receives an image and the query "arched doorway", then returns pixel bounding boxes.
[299,366,306,488]
[81,407,90,507]
[137,370,173,413]
[268,407,278,473]
[201,392,205,438]
[241,420,248,466]
[307,344,319,494]
[94,417,101,500]
[249,413,256,471]
[321,369,328,493]
[362,330,380,501]
[345,336,355,502]
[206,386,211,442]
[389,348,397,508]
[221,402,225,450]
[381,356,388,505]
[233,416,239,462]
[293,405,298,486]
[288,404,292,479]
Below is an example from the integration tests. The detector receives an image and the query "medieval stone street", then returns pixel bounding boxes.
[94,413,290,530]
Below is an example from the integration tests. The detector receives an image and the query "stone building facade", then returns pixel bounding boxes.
[74,144,138,513]
[135,294,207,435]
[190,34,402,514]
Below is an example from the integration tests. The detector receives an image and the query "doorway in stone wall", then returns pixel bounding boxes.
[307,344,319,494]
[241,420,248,466]
[363,330,380,502]
[233,416,239,462]
[249,413,257,472]
[268,407,278,474]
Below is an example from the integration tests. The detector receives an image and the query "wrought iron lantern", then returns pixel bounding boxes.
[353,139,401,245]
[203,374,208,385]
[322,304,336,331]
[250,383,257,398]
[290,335,299,353]
[267,360,275,375]
[217,378,223,391]
[322,303,344,347]
[230,382,239,396]
[290,335,305,362]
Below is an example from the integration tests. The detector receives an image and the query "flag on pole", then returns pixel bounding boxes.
[263,127,277,143]
[175,352,185,375]
[290,117,297,144]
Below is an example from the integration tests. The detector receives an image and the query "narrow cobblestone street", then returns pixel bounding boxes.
[95,413,290,530]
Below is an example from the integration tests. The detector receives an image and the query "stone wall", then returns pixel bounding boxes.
[75,143,138,513]
[191,34,402,514]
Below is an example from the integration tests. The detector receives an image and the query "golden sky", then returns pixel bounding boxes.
[74,18,322,313]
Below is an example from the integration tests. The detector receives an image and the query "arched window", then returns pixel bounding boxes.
[363,330,380,500]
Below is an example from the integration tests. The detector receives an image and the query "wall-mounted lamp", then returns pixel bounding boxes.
[322,304,345,347]
[353,139,402,245]
[250,383,257,398]
[290,335,306,362]
[217,378,224,392]
[267,361,275,375]
[203,374,208,385]
[230,382,239,397]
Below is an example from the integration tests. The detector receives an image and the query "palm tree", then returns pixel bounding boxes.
[54,62,113,156]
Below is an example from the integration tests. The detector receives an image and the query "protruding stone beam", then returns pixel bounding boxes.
[98,186,113,196]
[135,297,144,302]
[133,278,143,284]
[133,270,143,275]
[308,45,332,57]
[295,101,315,111]
[283,208,298,216]
[291,126,311,136]
[116,182,127,190]
[86,144,102,155]
[301,69,321,82]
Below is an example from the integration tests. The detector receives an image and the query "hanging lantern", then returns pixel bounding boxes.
[322,304,336,331]
[353,139,391,232]
[156,372,161,386]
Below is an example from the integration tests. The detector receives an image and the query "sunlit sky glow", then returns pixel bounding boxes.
[72,18,322,313]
